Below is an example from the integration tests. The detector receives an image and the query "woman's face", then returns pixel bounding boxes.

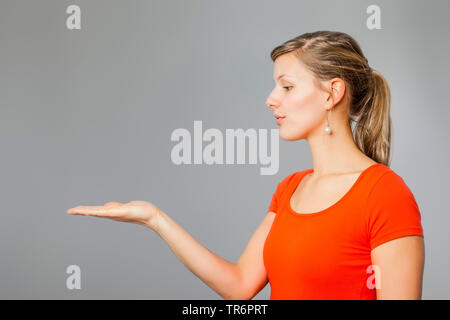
[266,52,329,141]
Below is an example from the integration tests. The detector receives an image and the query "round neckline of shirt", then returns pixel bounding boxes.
[287,163,384,218]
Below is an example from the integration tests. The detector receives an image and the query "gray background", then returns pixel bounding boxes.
[1,0,449,299]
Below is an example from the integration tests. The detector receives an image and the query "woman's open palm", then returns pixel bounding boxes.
[66,200,162,229]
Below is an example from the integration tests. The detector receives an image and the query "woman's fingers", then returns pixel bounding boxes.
[67,206,103,216]
[67,201,123,216]
[67,205,125,218]
[104,201,123,207]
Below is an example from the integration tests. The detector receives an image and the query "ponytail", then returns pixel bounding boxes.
[353,69,392,166]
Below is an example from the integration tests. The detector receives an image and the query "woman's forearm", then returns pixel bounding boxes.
[149,210,245,300]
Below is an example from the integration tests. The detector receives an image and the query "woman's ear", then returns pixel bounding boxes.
[326,78,346,108]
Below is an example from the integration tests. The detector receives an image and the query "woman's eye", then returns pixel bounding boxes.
[283,86,293,91]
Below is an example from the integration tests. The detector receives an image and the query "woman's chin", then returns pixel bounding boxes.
[279,129,304,141]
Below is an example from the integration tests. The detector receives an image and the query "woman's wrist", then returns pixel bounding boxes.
[145,207,164,233]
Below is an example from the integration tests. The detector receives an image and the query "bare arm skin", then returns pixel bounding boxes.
[371,235,425,299]
[235,212,275,299]
[67,201,276,300]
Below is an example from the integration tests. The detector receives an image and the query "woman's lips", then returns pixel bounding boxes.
[276,116,286,125]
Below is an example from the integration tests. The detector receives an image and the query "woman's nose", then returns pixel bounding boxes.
[266,96,277,109]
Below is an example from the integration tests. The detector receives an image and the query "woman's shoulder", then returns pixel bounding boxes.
[273,169,312,191]
[280,168,312,183]
[366,164,417,204]
[369,164,410,189]
[364,164,423,249]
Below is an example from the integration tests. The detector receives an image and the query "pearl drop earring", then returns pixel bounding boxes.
[324,108,332,135]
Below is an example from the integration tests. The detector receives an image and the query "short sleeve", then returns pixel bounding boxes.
[366,171,424,250]
[268,172,297,214]
[268,182,282,214]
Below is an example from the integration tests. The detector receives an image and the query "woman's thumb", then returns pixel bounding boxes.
[104,201,123,207]
[127,201,149,205]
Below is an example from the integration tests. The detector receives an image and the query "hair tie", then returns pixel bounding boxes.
[368,66,374,78]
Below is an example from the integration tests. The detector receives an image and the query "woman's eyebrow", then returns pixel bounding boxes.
[273,74,295,81]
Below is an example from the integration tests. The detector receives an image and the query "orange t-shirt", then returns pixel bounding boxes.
[264,163,424,300]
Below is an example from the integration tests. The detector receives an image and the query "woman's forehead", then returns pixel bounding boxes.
[273,54,308,80]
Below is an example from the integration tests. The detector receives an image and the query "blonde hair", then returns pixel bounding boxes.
[270,31,392,167]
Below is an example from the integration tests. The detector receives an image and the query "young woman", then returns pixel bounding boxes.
[67,31,425,300]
